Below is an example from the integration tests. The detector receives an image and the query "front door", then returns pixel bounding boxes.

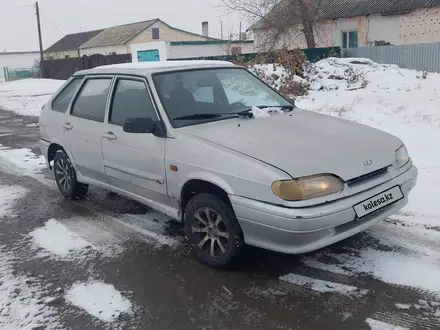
[101,77,169,205]
[63,77,113,183]
[137,49,160,62]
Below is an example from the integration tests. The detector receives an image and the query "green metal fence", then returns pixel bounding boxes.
[168,47,341,63]
[2,67,40,82]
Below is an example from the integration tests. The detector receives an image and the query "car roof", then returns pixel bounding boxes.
[74,60,236,76]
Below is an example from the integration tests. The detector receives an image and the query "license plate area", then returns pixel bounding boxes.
[353,186,404,218]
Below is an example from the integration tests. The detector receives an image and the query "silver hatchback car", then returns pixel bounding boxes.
[39,60,418,267]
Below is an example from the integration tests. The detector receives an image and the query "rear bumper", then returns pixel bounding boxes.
[231,165,418,254]
[39,139,51,169]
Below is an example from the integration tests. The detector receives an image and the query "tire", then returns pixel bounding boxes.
[53,149,88,199]
[184,193,245,268]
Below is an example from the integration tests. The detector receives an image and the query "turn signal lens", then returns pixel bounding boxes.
[395,145,409,169]
[272,175,344,201]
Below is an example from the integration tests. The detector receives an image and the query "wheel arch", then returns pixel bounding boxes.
[180,177,234,218]
[47,143,65,169]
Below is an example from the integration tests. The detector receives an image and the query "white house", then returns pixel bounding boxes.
[130,40,256,62]
[250,0,440,49]
[0,51,40,79]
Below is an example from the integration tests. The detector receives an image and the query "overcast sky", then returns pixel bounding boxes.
[0,0,247,52]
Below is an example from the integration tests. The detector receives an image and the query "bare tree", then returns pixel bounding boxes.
[221,0,325,50]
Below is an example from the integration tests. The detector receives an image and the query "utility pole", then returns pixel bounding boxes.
[35,2,44,77]
[239,21,242,41]
[221,21,224,39]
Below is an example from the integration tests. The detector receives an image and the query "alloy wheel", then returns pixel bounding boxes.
[191,207,231,258]
[55,158,72,192]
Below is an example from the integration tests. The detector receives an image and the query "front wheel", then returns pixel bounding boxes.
[184,193,244,268]
[53,150,88,199]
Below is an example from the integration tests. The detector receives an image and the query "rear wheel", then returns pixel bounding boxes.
[53,150,88,199]
[184,193,244,268]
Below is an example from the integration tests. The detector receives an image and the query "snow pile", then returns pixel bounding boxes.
[0,79,64,116]
[250,63,308,90]
[251,106,284,118]
[65,280,132,323]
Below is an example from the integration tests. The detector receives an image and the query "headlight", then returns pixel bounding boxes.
[395,145,409,168]
[272,175,344,201]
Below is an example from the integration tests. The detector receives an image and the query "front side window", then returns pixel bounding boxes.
[109,79,157,125]
[71,78,112,122]
[52,78,82,113]
[153,68,291,128]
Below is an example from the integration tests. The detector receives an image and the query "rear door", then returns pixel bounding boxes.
[62,76,113,183]
[40,78,83,147]
[101,76,169,205]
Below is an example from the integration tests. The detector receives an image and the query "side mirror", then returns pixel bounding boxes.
[123,118,156,134]
[287,98,296,106]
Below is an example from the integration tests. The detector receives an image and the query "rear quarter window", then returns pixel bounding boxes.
[52,78,82,113]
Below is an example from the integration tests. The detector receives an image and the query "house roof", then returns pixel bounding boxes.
[250,0,440,29]
[80,19,217,49]
[44,29,103,53]
[321,0,440,19]
[79,19,159,49]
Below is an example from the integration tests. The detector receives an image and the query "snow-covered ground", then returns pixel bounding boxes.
[0,79,64,116]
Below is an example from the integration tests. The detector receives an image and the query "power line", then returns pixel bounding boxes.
[0,4,33,10]
[40,11,65,36]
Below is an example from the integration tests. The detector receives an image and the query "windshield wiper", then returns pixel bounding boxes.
[173,111,252,121]
[173,105,294,121]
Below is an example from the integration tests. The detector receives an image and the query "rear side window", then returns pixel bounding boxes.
[71,78,112,122]
[52,78,82,113]
[109,79,157,125]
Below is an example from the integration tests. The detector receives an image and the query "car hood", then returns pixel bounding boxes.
[183,109,402,181]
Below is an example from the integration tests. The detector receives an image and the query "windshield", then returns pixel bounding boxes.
[153,67,292,128]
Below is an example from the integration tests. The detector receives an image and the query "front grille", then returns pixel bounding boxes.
[347,167,388,185]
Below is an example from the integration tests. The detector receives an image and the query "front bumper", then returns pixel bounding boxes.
[231,165,418,254]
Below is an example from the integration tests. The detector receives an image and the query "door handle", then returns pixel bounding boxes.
[63,123,73,130]
[103,132,117,140]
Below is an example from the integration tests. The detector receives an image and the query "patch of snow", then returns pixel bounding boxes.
[0,185,27,218]
[0,79,64,116]
[0,145,52,186]
[395,303,411,310]
[25,123,39,128]
[251,106,284,118]
[0,245,62,329]
[279,273,368,297]
[301,257,353,276]
[29,219,91,258]
[365,318,408,330]
[326,248,440,295]
[65,280,132,323]
[0,145,46,175]
[29,217,127,259]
